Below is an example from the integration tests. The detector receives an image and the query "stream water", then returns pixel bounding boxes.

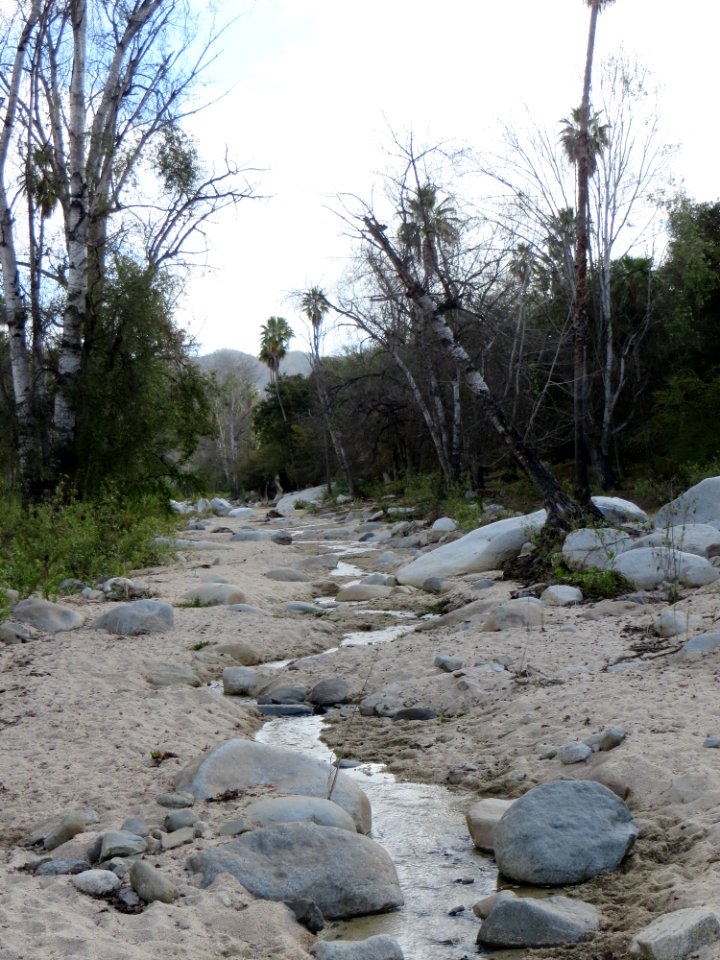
[249,615,498,958]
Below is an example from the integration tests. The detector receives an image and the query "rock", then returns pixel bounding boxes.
[704,737,720,748]
[102,577,150,600]
[375,551,400,569]
[35,857,90,876]
[676,632,720,660]
[431,517,457,532]
[599,727,627,751]
[13,598,84,633]
[482,597,544,631]
[396,511,546,586]
[593,495,649,525]
[228,603,271,616]
[655,477,720,529]
[561,528,632,572]
[258,703,314,717]
[629,906,720,959]
[146,662,201,687]
[180,584,246,606]
[164,809,198,832]
[122,817,152,836]
[541,585,583,606]
[216,640,262,664]
[493,780,638,885]
[265,568,311,582]
[392,707,436,721]
[264,684,307,703]
[655,608,698,638]
[210,497,232,515]
[176,739,371,833]
[0,621,31,644]
[287,601,325,615]
[557,742,592,764]
[477,890,599,948]
[187,823,402,919]
[630,523,720,558]
[361,574,397,586]
[222,667,265,697]
[158,826,194,850]
[244,796,357,832]
[228,507,254,518]
[43,812,87,851]
[276,485,329,516]
[335,584,395,602]
[286,897,325,933]
[309,677,349,705]
[613,547,719,589]
[99,830,146,861]
[311,935,404,959]
[435,655,463,672]
[466,799,515,851]
[72,869,122,896]
[94,599,174,635]
[155,792,194,809]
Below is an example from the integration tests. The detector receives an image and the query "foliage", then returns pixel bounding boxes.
[70,258,214,497]
[0,487,178,601]
[552,564,634,600]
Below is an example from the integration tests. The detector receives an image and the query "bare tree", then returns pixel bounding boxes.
[0,0,257,499]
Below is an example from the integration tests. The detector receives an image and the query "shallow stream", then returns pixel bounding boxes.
[250,612,498,959]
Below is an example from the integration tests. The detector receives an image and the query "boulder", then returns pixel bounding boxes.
[129,860,179,904]
[244,796,357,832]
[677,632,720,660]
[309,677,350,705]
[222,667,266,697]
[654,608,698,639]
[477,890,599,948]
[311,936,404,960]
[466,798,514,851]
[102,577,150,600]
[593,495,649,525]
[180,584,246,606]
[482,597,544,631]
[265,568,311,583]
[228,507,254,518]
[561,528,632,572]
[276,485,329,516]
[13,598,84,634]
[655,477,720,529]
[493,780,638,885]
[613,547,719,589]
[72,869,121,896]
[395,511,546,586]
[431,517,457,532]
[175,739,371,833]
[94,599,174,635]
[629,906,720,960]
[629,523,720,558]
[186,822,402,919]
[541,585,583,606]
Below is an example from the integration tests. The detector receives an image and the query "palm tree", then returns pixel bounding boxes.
[299,286,355,497]
[259,315,293,420]
[397,183,460,283]
[560,106,610,175]
[566,0,616,503]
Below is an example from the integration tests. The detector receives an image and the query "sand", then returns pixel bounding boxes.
[2,504,720,959]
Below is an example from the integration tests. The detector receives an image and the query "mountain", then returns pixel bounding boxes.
[194,349,312,389]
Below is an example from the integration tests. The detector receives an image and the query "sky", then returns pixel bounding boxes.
[178,1,720,358]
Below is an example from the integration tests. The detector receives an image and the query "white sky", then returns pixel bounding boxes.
[179,0,719,356]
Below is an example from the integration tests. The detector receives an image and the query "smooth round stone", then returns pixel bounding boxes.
[129,860,179,904]
[704,737,720,748]
[72,869,121,896]
[557,742,592,765]
[35,858,89,876]
[165,809,198,832]
[599,727,627,751]
[155,792,194,809]
[99,831,146,861]
[258,703,314,717]
[392,707,436,722]
[287,601,325,615]
[121,817,152,836]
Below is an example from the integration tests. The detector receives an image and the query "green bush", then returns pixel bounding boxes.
[0,486,178,601]
[552,564,635,600]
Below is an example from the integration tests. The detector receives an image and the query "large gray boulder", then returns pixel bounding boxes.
[482,597,544,631]
[655,477,720,529]
[276,485,328,516]
[94,599,174,635]
[593,495,649,525]
[312,936,404,960]
[13,598,84,634]
[493,780,638,885]
[244,795,357,832]
[613,547,719,589]
[478,891,599,948]
[628,523,720,558]
[629,906,720,959]
[395,510,546,586]
[175,739,371,833]
[186,822,402,919]
[561,528,632,572]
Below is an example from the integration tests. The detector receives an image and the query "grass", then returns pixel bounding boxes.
[552,565,635,600]
[0,485,180,605]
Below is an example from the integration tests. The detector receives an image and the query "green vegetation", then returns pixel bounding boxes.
[0,487,177,602]
[552,565,635,600]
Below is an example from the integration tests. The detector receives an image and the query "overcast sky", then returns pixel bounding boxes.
[179,1,719,357]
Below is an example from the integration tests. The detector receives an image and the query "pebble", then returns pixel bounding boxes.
[164,809,198,832]
[557,742,592,764]
[99,831,146,861]
[156,792,194,809]
[34,858,89,876]
[72,869,122,896]
[129,860,179,904]
[158,826,194,850]
[704,737,720,748]
[43,812,87,851]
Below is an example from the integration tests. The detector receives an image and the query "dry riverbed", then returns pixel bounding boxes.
[2,503,720,959]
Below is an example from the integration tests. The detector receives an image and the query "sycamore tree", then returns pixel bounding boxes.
[0,0,255,500]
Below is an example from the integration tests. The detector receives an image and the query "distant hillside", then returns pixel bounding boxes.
[195,349,312,390]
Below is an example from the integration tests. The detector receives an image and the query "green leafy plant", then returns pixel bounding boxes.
[553,564,634,600]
